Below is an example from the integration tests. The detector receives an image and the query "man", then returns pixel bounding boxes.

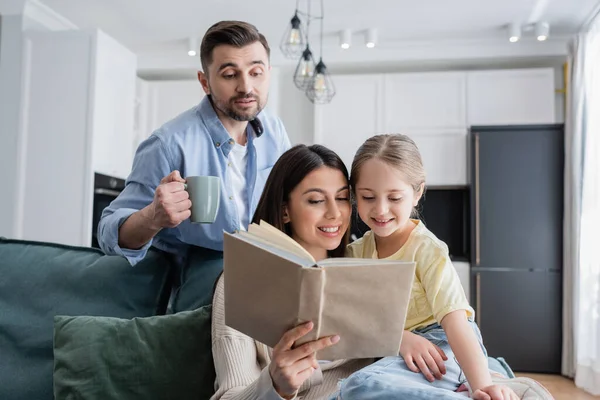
[98,21,291,309]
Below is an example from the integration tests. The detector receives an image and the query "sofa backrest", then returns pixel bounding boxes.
[0,238,174,400]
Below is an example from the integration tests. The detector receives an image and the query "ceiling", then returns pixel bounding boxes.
[36,0,600,71]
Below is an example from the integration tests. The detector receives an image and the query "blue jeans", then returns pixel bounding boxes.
[333,322,501,400]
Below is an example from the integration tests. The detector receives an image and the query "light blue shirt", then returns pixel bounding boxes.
[98,97,291,266]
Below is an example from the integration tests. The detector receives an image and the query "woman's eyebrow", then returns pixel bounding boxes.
[302,186,348,195]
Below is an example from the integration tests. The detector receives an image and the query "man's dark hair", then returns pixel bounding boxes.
[200,21,270,74]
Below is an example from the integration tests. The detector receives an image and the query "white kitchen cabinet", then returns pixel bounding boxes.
[314,72,467,185]
[19,29,136,246]
[91,31,137,180]
[314,74,384,170]
[383,72,467,132]
[466,68,555,126]
[410,130,468,186]
[312,68,555,187]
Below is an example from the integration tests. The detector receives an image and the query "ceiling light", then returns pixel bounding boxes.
[294,46,316,89]
[306,59,336,104]
[366,28,377,48]
[188,37,197,56]
[535,21,549,41]
[280,12,306,59]
[340,29,351,49]
[508,23,521,43]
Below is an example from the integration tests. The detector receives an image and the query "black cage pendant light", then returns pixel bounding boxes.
[279,3,306,59]
[293,45,316,89]
[283,0,335,104]
[292,0,316,90]
[305,0,335,104]
[306,58,335,104]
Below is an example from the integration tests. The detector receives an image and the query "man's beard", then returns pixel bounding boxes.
[211,92,265,122]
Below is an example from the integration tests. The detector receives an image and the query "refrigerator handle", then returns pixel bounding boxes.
[476,272,481,326]
[474,133,481,266]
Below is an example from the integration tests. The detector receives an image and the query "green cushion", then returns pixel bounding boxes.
[53,306,215,400]
[0,238,174,400]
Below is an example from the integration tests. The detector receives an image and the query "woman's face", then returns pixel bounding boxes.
[284,166,351,261]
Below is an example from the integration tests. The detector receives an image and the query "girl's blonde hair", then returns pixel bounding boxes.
[350,134,426,198]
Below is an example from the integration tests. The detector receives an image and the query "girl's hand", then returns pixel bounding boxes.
[399,330,448,382]
[269,321,340,399]
[473,384,519,400]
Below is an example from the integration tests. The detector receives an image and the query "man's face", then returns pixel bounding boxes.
[199,41,270,121]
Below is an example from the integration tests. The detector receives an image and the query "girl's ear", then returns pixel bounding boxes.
[283,204,290,224]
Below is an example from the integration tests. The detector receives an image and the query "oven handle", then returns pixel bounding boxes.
[94,188,121,197]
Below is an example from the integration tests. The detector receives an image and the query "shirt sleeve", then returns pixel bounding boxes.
[211,277,293,400]
[417,246,474,324]
[97,134,174,266]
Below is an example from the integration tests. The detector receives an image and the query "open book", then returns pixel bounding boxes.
[223,221,416,361]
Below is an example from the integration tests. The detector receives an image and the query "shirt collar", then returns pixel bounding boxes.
[196,96,264,151]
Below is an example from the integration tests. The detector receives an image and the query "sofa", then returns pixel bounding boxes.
[0,237,514,400]
[0,237,221,399]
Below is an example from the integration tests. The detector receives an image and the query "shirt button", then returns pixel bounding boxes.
[215,142,221,147]
[228,139,234,145]
[227,162,231,167]
[229,196,233,200]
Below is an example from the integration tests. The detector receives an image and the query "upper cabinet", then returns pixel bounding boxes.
[383,72,467,132]
[466,68,555,126]
[312,67,556,187]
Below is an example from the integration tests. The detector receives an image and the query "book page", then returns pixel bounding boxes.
[246,221,316,263]
[232,231,316,268]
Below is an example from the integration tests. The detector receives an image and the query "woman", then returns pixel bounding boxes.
[210,144,374,400]
[210,143,550,400]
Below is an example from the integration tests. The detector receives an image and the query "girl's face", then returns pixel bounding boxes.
[355,158,422,239]
[284,166,351,261]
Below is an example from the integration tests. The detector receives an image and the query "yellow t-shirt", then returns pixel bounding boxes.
[346,219,474,331]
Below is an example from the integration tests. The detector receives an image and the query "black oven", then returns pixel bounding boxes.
[92,173,125,248]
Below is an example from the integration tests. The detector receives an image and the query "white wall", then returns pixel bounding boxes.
[554,64,566,123]
[0,14,25,238]
[277,67,315,145]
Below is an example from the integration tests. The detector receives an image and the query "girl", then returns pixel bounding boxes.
[210,144,375,400]
[336,134,552,400]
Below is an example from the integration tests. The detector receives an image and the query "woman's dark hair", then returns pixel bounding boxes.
[252,144,351,258]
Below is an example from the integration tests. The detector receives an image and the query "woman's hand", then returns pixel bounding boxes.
[269,321,340,399]
[399,330,448,382]
[473,384,519,400]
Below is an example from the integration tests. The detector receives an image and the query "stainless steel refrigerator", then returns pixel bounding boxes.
[470,124,563,373]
